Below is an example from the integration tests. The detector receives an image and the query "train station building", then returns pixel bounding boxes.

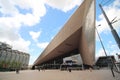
[33,0,95,69]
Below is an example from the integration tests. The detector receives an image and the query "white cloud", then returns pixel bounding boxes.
[96,48,106,58]
[0,0,19,15]
[11,38,31,52]
[96,0,120,34]
[0,27,19,41]
[0,35,31,52]
[0,26,31,52]
[45,0,83,12]
[29,31,41,42]
[0,0,46,28]
[37,42,49,49]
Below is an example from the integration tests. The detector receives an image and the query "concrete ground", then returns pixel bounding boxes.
[0,69,119,80]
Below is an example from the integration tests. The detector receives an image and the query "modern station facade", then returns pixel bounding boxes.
[33,0,95,69]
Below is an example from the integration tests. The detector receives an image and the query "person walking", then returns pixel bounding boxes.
[68,62,72,72]
[16,68,19,74]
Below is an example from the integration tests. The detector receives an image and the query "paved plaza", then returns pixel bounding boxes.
[0,70,119,80]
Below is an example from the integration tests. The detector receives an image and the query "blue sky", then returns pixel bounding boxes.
[0,0,120,65]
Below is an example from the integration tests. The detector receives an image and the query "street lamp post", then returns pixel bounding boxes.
[96,25,115,77]
[96,25,107,57]
[99,4,120,49]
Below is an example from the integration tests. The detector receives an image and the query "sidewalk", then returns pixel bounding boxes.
[0,70,119,80]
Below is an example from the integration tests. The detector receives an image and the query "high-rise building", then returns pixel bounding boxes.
[0,42,30,71]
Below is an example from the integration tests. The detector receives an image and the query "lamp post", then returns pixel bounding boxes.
[96,25,116,77]
[96,25,107,57]
[99,4,120,49]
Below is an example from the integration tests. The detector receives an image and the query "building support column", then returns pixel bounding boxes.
[79,0,95,69]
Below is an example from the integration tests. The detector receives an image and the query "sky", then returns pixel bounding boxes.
[0,0,120,65]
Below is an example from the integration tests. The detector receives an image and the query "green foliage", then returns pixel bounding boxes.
[0,60,22,69]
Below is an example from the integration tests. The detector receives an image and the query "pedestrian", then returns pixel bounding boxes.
[38,68,40,71]
[68,62,72,72]
[16,68,19,74]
